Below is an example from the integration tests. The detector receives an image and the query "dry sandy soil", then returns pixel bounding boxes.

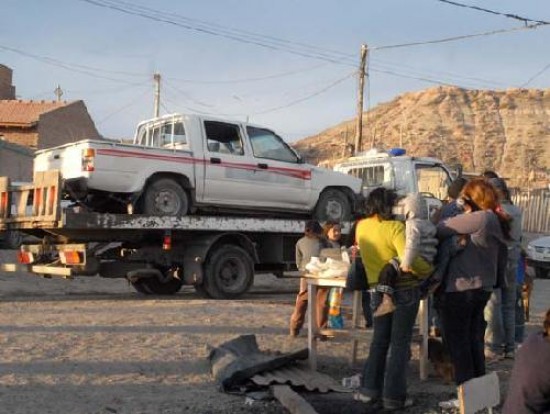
[0,249,549,414]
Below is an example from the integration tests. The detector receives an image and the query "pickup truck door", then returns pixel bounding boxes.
[200,120,258,206]
[243,126,311,209]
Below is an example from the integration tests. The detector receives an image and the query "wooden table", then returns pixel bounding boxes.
[306,276,429,380]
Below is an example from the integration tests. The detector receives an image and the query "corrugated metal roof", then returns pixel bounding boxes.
[251,362,351,393]
[0,100,70,126]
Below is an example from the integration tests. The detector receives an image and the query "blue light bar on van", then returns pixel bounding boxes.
[388,148,406,156]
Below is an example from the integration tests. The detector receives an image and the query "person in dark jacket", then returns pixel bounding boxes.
[503,308,550,414]
[435,179,510,407]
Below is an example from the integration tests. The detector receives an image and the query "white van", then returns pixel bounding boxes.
[333,148,456,216]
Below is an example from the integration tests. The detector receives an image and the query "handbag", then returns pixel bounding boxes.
[346,246,369,291]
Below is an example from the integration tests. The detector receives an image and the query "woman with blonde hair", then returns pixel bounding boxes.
[436,178,510,406]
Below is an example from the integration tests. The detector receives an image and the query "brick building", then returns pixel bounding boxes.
[0,64,101,181]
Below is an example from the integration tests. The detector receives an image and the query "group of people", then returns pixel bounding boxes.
[288,171,549,413]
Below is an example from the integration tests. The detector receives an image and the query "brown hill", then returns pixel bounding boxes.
[293,86,550,187]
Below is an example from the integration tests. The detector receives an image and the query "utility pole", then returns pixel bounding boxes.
[353,44,368,156]
[153,72,161,118]
[54,84,63,102]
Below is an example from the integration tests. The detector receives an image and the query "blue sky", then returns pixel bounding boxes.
[1,0,549,141]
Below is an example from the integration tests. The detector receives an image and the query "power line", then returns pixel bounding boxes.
[0,43,148,84]
[371,23,546,51]
[252,71,355,115]
[78,0,357,65]
[97,87,150,124]
[166,62,329,84]
[77,0,549,90]
[435,0,550,25]
[521,62,550,87]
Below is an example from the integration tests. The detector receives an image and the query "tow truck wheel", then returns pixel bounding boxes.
[314,189,351,222]
[535,266,549,279]
[203,245,254,299]
[143,178,189,216]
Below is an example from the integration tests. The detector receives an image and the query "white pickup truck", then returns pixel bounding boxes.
[34,114,362,221]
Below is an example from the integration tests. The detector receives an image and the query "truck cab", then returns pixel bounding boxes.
[333,148,455,216]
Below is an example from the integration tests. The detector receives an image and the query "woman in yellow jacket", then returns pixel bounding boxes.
[354,187,431,411]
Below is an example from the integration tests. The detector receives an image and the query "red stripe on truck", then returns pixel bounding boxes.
[96,148,311,180]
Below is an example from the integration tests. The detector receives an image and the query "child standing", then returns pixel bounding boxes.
[374,193,437,316]
[289,220,330,337]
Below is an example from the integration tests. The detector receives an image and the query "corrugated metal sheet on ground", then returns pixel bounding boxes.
[251,363,351,393]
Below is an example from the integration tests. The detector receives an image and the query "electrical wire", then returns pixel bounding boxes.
[96,87,150,124]
[521,62,550,87]
[0,43,148,84]
[371,23,546,51]
[77,0,356,65]
[435,0,550,25]
[251,71,355,115]
[166,62,329,84]
[162,79,215,108]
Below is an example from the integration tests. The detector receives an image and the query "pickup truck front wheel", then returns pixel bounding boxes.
[202,245,254,299]
[314,189,351,222]
[143,178,189,216]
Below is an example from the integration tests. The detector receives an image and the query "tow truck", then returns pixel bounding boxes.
[0,171,309,298]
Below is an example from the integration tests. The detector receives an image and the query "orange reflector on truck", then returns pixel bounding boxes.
[82,148,95,157]
[59,251,83,265]
[17,251,35,264]
[82,148,95,172]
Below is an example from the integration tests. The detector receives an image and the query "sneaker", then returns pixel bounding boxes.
[503,351,515,360]
[373,296,396,317]
[438,398,459,409]
[384,397,414,411]
[353,391,376,403]
[484,349,503,364]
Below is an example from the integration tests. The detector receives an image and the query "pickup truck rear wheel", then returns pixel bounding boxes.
[314,189,351,222]
[143,178,189,216]
[202,245,254,299]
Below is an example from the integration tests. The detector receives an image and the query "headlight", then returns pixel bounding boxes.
[526,245,534,251]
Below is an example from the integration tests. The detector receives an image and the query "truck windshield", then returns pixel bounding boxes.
[415,164,452,200]
[247,127,298,163]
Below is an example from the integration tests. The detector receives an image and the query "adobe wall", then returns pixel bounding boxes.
[0,64,16,100]
[0,143,33,181]
[37,101,101,149]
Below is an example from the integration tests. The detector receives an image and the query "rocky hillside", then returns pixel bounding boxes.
[293,86,550,187]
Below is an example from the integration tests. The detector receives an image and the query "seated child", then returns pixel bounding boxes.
[374,193,438,317]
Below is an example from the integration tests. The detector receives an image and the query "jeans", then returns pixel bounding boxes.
[436,289,491,385]
[360,287,420,406]
[514,285,525,343]
[484,283,516,354]
[362,289,373,328]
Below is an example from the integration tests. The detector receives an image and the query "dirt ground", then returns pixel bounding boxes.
[0,249,549,414]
